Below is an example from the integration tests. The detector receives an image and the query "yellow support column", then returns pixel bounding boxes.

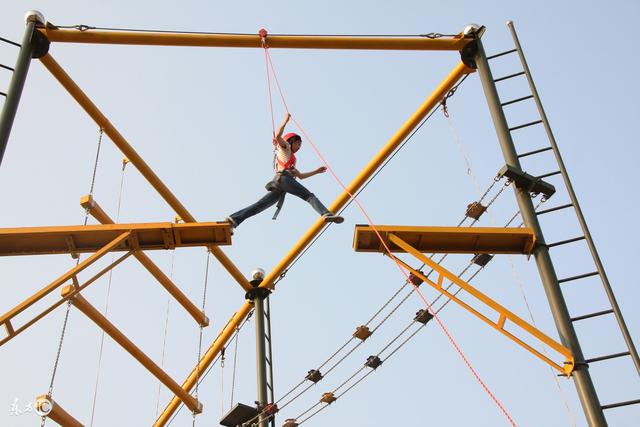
[61,287,202,414]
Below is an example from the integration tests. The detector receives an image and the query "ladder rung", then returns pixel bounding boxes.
[1,64,15,72]
[602,398,640,410]
[537,203,573,216]
[501,95,534,107]
[517,146,553,158]
[509,120,543,131]
[0,91,6,98]
[558,271,600,284]
[536,170,561,179]
[0,36,21,47]
[487,49,517,60]
[548,236,586,248]
[585,351,630,364]
[265,334,271,343]
[571,309,613,322]
[266,356,271,365]
[494,71,525,83]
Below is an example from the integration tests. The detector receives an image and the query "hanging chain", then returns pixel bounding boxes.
[88,128,104,197]
[42,127,105,427]
[193,250,210,426]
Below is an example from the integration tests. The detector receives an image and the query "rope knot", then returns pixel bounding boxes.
[259,28,269,48]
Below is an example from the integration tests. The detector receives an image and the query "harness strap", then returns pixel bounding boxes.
[272,192,286,220]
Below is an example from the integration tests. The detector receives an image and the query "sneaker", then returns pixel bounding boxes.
[322,213,344,224]
[225,216,237,235]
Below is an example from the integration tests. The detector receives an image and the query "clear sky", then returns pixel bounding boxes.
[1,1,639,426]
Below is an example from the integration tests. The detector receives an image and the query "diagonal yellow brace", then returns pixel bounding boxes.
[156,62,474,427]
[258,61,475,292]
[154,302,253,427]
[62,287,203,414]
[81,195,209,326]
[0,231,131,330]
[0,251,133,348]
[38,53,252,292]
[387,232,574,376]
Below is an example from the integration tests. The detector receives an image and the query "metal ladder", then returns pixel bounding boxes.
[264,296,276,427]
[0,36,20,99]
[486,21,640,417]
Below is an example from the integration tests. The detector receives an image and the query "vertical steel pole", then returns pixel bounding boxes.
[250,279,269,427]
[472,36,607,427]
[0,19,37,167]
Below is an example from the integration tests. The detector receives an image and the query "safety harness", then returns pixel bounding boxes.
[268,141,297,220]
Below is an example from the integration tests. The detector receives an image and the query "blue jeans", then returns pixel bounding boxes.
[229,173,330,227]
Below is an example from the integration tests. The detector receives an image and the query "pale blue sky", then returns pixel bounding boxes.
[1,1,639,426]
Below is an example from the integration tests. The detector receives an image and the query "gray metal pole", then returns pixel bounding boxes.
[472,36,608,427]
[506,20,640,377]
[0,18,37,167]
[250,280,269,427]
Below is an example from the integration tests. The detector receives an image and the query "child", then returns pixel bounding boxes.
[226,113,343,231]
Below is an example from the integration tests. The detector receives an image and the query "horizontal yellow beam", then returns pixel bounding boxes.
[39,28,472,51]
[35,395,83,427]
[353,225,536,254]
[39,53,252,292]
[81,195,209,326]
[62,287,202,413]
[387,233,574,376]
[0,221,230,256]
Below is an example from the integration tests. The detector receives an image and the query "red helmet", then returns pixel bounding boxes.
[283,132,302,143]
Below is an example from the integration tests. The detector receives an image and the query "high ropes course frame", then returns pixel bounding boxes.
[0,10,626,427]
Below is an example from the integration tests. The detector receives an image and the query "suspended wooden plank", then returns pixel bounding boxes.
[0,222,231,256]
[353,225,535,255]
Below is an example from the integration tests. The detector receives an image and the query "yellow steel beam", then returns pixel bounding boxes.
[39,53,252,292]
[353,225,536,254]
[154,301,253,426]
[0,251,132,348]
[0,232,130,329]
[0,221,230,256]
[61,286,203,414]
[35,395,84,427]
[81,195,209,326]
[39,28,471,51]
[387,233,574,376]
[258,61,474,292]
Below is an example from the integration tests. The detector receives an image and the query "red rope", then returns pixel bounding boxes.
[260,29,276,141]
[261,44,517,427]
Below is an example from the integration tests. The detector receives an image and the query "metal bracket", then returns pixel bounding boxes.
[365,355,383,369]
[306,369,323,383]
[498,164,556,199]
[414,309,434,325]
[30,29,50,59]
[245,279,271,301]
